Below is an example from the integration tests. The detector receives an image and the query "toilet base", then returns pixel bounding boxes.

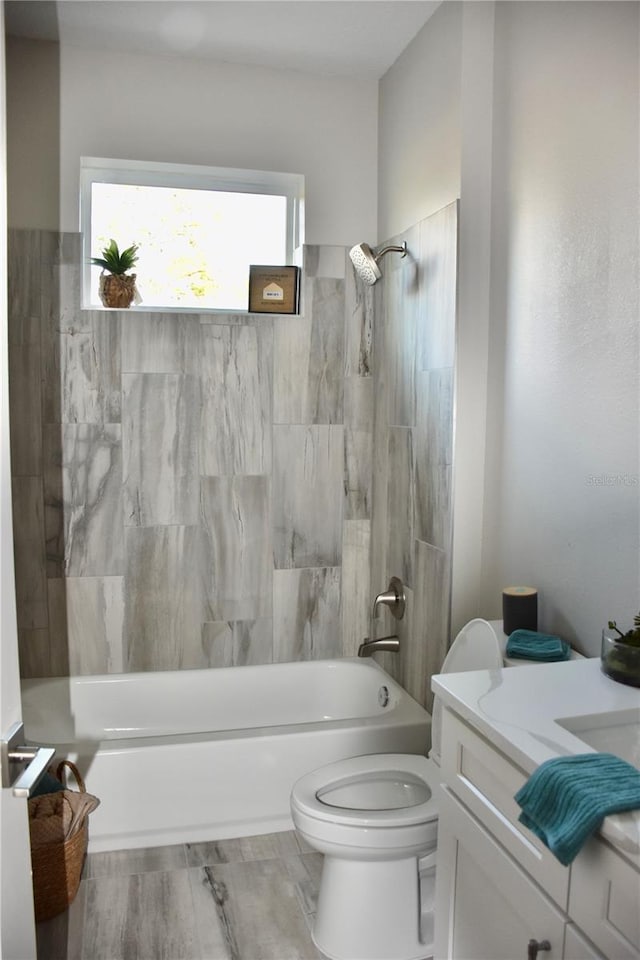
[312,854,431,960]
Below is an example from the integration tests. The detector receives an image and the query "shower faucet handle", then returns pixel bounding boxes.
[372,577,406,621]
[527,940,551,960]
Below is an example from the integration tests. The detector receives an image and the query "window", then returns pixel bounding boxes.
[81,157,304,312]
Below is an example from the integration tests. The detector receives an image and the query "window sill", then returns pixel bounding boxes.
[82,304,301,318]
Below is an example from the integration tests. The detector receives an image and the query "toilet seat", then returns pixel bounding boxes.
[291,753,440,860]
[318,768,429,812]
[292,753,439,828]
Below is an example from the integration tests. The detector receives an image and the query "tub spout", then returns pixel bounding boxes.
[357,635,400,657]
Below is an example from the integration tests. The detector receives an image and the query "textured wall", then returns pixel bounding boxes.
[369,202,458,710]
[9,232,374,676]
[481,1,639,652]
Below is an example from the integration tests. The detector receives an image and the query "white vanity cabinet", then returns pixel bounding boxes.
[563,926,605,960]
[569,836,640,958]
[434,704,640,960]
[436,785,566,959]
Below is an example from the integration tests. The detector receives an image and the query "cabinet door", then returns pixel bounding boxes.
[569,837,640,959]
[563,924,605,960]
[435,787,566,960]
[440,707,569,907]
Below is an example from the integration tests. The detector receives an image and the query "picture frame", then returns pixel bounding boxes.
[248,265,300,314]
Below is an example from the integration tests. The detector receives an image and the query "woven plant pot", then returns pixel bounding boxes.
[99,272,137,308]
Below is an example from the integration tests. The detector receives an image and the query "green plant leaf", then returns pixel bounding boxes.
[91,238,139,275]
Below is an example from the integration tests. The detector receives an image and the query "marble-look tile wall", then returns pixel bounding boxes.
[8,231,374,676]
[370,202,458,710]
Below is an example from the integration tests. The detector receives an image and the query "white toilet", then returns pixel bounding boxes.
[290,619,504,960]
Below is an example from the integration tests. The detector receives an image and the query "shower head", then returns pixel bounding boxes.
[349,240,407,285]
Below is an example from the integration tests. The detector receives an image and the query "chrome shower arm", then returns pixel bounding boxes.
[374,241,407,264]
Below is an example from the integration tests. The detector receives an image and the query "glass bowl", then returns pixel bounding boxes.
[601,631,640,687]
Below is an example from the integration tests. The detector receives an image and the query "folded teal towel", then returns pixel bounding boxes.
[506,629,570,661]
[515,753,640,865]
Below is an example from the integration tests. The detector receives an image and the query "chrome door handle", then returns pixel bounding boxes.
[1,722,56,798]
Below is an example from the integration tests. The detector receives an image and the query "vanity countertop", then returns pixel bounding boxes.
[431,656,640,862]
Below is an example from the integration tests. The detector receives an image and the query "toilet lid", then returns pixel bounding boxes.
[292,753,440,828]
[430,618,503,764]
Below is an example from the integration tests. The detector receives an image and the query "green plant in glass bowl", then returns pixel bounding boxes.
[601,612,640,687]
[91,239,139,308]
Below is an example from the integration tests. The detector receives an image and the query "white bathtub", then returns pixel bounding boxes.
[22,658,430,853]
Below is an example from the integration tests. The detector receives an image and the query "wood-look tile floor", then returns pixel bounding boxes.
[36,831,324,960]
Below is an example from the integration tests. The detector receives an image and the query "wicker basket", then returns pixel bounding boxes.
[29,760,89,922]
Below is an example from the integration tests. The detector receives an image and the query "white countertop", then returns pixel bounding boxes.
[432,656,640,861]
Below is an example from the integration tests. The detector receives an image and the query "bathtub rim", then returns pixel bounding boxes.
[21,656,426,746]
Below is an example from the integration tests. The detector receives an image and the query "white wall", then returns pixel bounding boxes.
[6,38,378,245]
[451,2,497,637]
[482,1,639,653]
[378,1,640,654]
[1,12,40,958]
[377,1,462,242]
[5,39,59,231]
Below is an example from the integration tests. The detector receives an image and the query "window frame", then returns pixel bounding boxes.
[80,156,305,312]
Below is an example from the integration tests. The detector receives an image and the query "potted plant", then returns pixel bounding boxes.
[91,239,139,308]
[601,612,640,687]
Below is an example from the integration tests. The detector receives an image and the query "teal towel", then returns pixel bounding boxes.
[515,753,640,865]
[506,629,570,662]
[31,771,65,798]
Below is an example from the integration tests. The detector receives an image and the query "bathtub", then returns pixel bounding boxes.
[21,658,430,853]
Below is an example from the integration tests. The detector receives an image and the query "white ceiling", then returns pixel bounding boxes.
[4,1,440,78]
